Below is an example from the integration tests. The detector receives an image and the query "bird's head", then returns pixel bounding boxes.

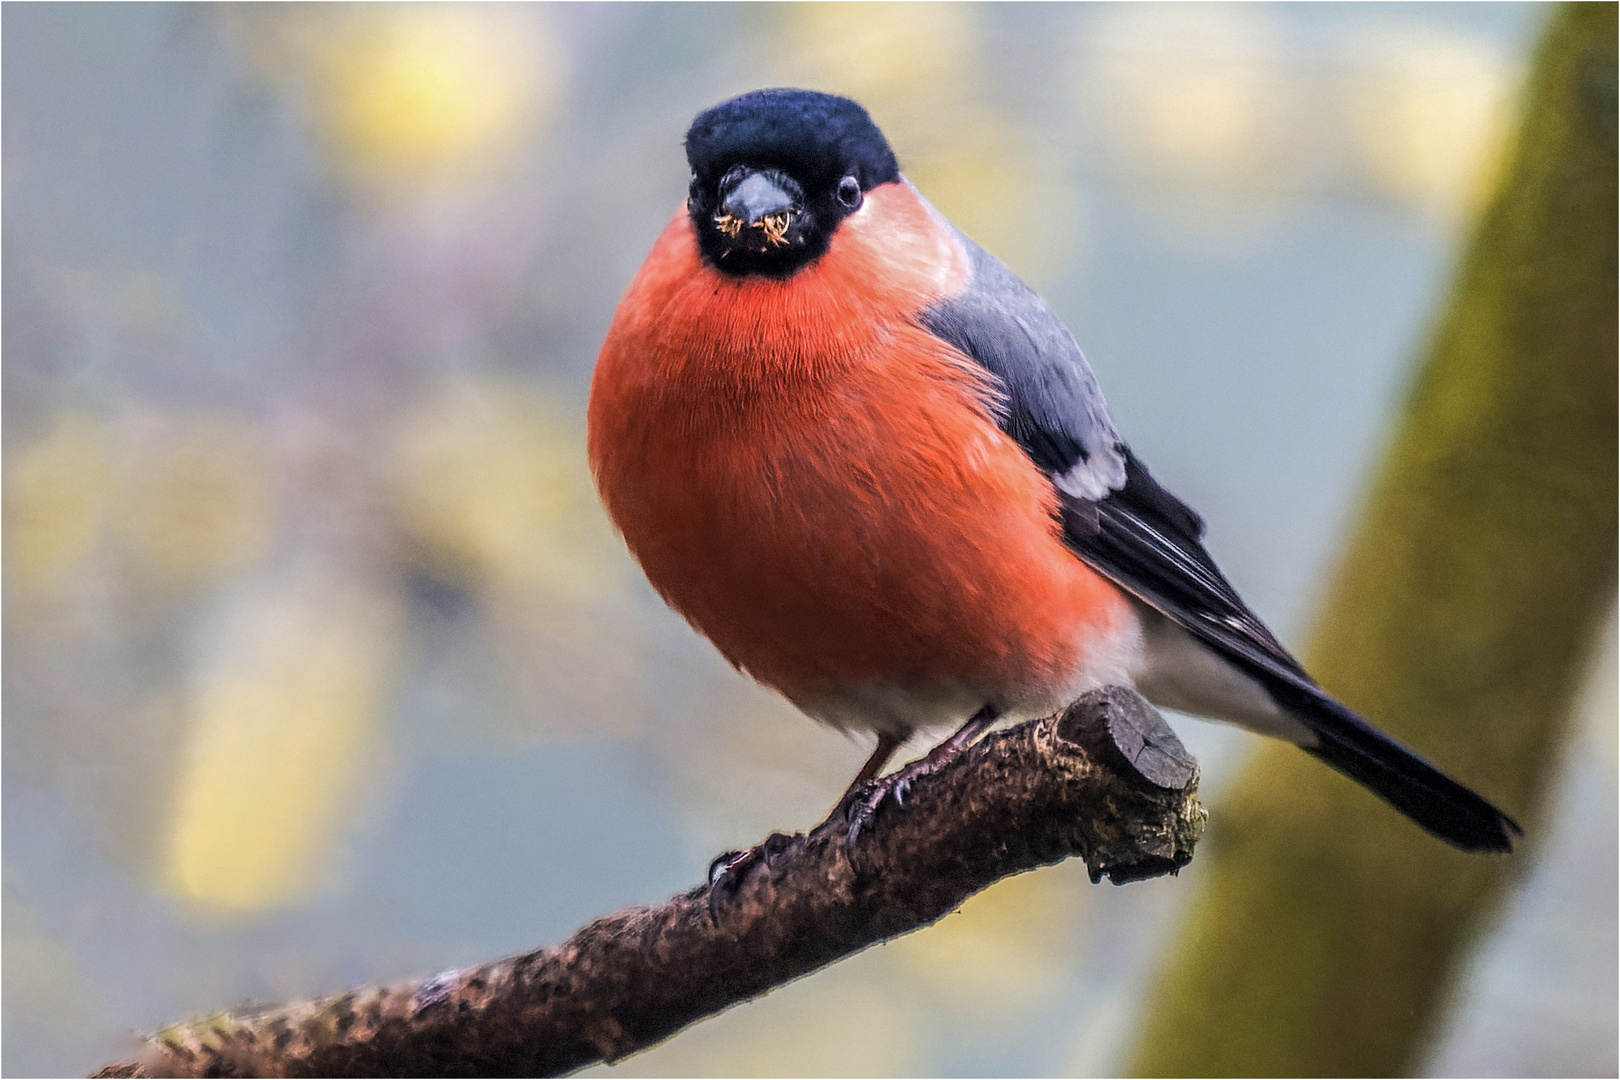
[684,89,900,278]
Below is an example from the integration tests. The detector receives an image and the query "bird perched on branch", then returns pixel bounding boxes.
[587,88,1518,862]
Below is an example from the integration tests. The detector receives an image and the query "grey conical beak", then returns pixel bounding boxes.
[721,171,795,224]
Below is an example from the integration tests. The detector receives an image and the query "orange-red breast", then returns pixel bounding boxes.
[588,88,1517,854]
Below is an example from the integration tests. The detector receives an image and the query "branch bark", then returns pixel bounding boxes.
[95,686,1204,1079]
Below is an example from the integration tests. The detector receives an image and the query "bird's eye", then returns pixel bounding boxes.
[836,175,862,210]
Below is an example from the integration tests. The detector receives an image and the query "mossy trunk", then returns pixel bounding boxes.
[1126,5,1617,1076]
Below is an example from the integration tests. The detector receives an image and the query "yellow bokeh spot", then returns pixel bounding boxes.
[1345,33,1520,219]
[1084,6,1287,194]
[4,412,112,591]
[771,2,975,114]
[313,8,558,186]
[1133,64,1271,182]
[605,957,927,1077]
[165,578,400,911]
[889,861,1088,1013]
[115,412,274,588]
[904,111,1077,287]
[761,4,1075,287]
[392,378,615,599]
[700,976,923,1077]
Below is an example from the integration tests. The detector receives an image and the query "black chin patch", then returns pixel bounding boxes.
[696,200,830,278]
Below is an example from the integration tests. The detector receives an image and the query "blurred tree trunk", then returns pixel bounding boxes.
[1126,5,1617,1077]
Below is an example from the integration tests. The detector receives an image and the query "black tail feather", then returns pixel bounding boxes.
[1283,690,1520,853]
[1053,475,1520,855]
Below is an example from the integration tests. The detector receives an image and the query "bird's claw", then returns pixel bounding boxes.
[843,754,956,853]
[708,848,754,888]
[707,847,755,922]
[843,773,907,852]
[844,783,883,851]
[706,832,797,920]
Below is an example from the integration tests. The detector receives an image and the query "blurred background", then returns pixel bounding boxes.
[3,3,1613,1076]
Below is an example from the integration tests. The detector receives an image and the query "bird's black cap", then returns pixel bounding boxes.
[685,89,899,191]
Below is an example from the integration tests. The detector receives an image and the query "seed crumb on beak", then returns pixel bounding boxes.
[758,210,791,246]
[713,210,793,247]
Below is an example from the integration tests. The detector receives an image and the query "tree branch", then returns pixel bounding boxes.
[95,686,1204,1079]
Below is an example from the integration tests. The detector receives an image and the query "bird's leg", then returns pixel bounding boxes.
[835,729,908,814]
[845,706,1000,850]
[710,730,910,905]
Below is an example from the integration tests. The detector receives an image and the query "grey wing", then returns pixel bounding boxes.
[918,229,1126,500]
[915,223,1306,681]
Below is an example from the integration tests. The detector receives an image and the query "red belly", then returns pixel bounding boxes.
[592,341,1126,717]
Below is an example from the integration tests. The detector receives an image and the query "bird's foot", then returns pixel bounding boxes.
[842,748,957,851]
[841,706,1000,854]
[707,831,795,918]
[707,847,759,890]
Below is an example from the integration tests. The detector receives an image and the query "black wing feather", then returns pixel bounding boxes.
[1061,454,1299,676]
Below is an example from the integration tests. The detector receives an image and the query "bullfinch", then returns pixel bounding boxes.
[587,88,1518,857]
